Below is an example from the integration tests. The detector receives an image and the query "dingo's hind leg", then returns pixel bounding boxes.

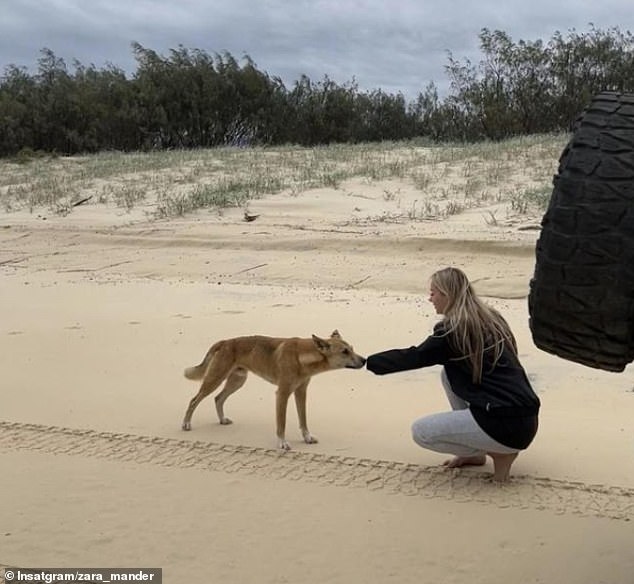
[215,367,248,425]
[182,357,233,431]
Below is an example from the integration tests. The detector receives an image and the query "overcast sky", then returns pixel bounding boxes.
[2,0,633,99]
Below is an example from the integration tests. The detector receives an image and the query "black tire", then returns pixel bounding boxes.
[528,91,634,372]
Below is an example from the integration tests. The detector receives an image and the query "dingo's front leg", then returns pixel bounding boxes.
[276,385,293,450]
[294,381,318,444]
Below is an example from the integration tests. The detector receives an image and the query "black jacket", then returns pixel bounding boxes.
[366,323,540,449]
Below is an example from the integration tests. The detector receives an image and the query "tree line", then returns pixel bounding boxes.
[1,25,634,156]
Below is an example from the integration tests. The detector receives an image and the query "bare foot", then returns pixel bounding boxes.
[443,454,486,468]
[488,452,519,483]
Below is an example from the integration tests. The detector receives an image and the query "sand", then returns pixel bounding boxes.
[1,175,634,584]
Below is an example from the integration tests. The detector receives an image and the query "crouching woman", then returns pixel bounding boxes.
[366,267,540,482]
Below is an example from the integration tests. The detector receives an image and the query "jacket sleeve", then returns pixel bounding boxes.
[366,330,451,375]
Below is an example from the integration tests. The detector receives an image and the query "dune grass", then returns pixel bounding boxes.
[0,133,566,220]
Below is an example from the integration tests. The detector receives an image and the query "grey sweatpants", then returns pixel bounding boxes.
[411,369,518,457]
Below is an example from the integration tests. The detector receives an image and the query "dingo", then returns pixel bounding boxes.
[181,330,366,450]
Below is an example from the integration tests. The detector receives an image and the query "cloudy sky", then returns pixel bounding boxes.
[2,0,633,99]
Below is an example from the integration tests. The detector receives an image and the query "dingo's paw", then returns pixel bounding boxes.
[278,438,292,451]
[302,431,318,444]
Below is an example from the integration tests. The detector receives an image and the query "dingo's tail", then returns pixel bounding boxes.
[184,364,205,380]
[184,341,221,380]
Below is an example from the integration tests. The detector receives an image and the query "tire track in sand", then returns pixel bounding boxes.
[1,420,632,521]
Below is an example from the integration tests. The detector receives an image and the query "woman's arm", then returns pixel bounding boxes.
[366,332,450,375]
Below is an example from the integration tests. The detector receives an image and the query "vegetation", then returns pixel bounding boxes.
[0,133,564,219]
[1,25,633,157]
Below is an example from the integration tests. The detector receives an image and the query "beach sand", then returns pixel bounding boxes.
[1,174,634,584]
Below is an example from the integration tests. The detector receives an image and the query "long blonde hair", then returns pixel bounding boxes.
[431,267,517,383]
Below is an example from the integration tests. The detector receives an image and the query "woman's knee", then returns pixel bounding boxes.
[411,418,433,448]
[410,412,486,457]
[411,411,458,448]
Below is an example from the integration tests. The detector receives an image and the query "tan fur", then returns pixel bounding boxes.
[181,330,366,450]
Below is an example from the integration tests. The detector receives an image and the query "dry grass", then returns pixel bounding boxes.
[0,133,566,220]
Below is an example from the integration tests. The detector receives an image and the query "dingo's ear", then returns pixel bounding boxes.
[312,334,330,351]
[330,329,341,338]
